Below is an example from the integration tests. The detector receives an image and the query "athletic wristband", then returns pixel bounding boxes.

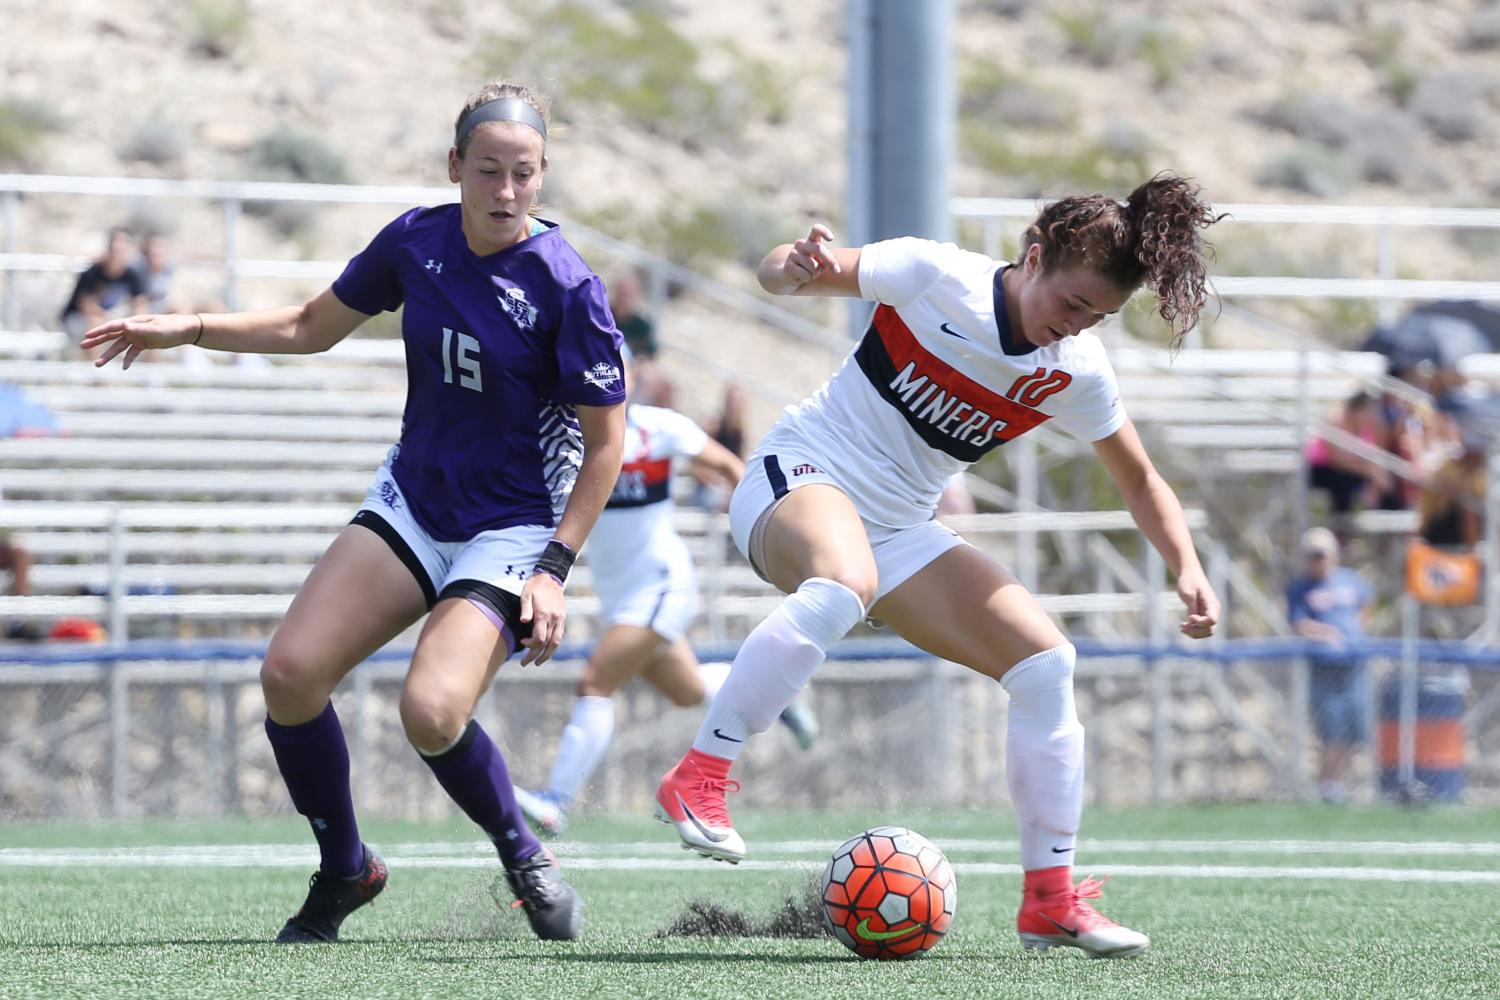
[532,539,575,585]
[192,313,204,346]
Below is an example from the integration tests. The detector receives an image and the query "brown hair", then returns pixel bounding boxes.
[453,81,551,161]
[1020,172,1223,346]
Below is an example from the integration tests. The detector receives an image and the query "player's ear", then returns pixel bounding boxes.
[448,148,462,184]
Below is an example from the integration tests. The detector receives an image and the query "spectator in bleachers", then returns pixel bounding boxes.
[629,354,676,408]
[704,381,748,461]
[1306,391,1390,516]
[1287,527,1374,805]
[135,234,181,313]
[694,381,749,511]
[1418,430,1488,550]
[59,228,149,346]
[609,269,658,360]
[1378,362,1445,509]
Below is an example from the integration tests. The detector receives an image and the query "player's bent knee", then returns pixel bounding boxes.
[398,686,469,752]
[820,567,877,610]
[259,647,328,718]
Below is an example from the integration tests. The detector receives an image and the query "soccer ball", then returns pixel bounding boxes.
[820,826,957,960]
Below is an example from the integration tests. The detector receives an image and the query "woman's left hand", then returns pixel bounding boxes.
[1177,568,1220,640]
[518,573,566,665]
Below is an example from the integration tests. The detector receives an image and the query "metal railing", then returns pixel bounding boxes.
[0,173,846,356]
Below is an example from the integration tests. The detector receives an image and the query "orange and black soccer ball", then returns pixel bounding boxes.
[820,826,957,960]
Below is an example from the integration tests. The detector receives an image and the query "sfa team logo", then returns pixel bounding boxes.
[583,362,622,390]
[493,282,539,331]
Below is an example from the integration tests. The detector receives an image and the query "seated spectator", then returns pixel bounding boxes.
[609,269,658,359]
[1306,391,1390,515]
[1418,432,1488,550]
[59,228,149,345]
[1378,363,1444,509]
[694,382,750,512]
[1286,527,1374,805]
[704,382,748,460]
[630,355,676,408]
[135,234,181,313]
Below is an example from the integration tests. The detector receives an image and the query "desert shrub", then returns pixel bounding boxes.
[1464,4,1500,49]
[486,3,778,147]
[1409,71,1496,142]
[961,63,1074,130]
[1354,22,1420,104]
[970,0,1032,18]
[119,119,186,167]
[1256,144,1356,198]
[965,122,1154,196]
[1251,93,1361,148]
[189,0,250,59]
[248,127,350,184]
[0,97,61,168]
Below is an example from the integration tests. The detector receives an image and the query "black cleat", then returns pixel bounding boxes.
[275,845,387,943]
[499,849,583,941]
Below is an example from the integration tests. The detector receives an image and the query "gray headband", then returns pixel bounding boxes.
[455,97,548,151]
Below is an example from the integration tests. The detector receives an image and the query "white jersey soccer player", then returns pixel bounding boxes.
[515,400,816,837]
[654,174,1224,959]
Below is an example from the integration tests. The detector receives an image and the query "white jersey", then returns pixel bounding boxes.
[585,404,708,596]
[760,237,1127,527]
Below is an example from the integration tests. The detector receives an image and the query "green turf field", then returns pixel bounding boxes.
[2,805,1496,999]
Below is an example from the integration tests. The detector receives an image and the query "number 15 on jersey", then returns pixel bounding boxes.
[441,327,483,392]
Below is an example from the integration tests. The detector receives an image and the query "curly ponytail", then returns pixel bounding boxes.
[1020,171,1223,347]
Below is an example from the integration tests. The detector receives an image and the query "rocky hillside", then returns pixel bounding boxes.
[4,0,1499,415]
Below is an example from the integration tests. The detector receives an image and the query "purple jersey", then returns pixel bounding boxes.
[332,205,625,541]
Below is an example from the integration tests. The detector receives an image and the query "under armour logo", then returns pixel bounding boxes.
[425,259,443,273]
[310,817,327,830]
[506,828,519,840]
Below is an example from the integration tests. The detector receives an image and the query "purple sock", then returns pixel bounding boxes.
[421,720,542,868]
[265,702,365,878]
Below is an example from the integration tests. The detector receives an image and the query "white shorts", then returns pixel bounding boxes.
[353,463,554,647]
[596,562,698,642]
[729,445,966,603]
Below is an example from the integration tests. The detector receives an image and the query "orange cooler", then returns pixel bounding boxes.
[1378,677,1466,801]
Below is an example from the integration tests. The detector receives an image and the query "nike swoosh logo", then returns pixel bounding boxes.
[711,728,743,743]
[1051,846,1074,854]
[854,918,923,942]
[677,795,728,843]
[939,322,968,340]
[1043,915,1080,938]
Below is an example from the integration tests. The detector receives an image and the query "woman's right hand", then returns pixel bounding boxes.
[81,313,201,369]
[781,224,841,289]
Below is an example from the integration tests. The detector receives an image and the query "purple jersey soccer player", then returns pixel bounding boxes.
[82,82,626,944]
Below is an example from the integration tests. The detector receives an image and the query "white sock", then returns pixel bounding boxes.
[692,577,864,762]
[545,695,615,805]
[698,661,731,703]
[1002,644,1084,871]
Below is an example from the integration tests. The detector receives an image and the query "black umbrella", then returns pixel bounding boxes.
[1362,307,1495,369]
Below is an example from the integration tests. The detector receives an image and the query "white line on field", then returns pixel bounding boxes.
[0,846,1495,884]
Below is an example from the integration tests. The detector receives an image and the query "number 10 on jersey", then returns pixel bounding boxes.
[441,327,483,392]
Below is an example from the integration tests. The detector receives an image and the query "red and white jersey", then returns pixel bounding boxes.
[760,237,1127,527]
[586,404,708,592]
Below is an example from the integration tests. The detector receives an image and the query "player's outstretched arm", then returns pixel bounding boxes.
[757,224,863,298]
[1093,417,1220,640]
[82,287,369,369]
[690,437,745,490]
[518,400,626,666]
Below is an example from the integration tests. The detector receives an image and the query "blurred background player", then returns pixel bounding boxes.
[80,81,625,944]
[1286,527,1374,804]
[654,174,1222,959]
[514,352,816,837]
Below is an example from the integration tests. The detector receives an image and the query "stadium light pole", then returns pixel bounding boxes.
[846,0,955,340]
